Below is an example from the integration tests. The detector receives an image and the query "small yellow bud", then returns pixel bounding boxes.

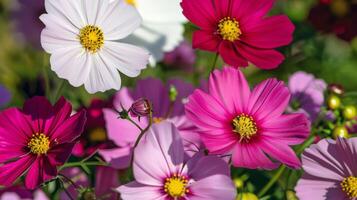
[333,126,349,139]
[236,193,259,200]
[327,95,341,110]
[343,105,357,120]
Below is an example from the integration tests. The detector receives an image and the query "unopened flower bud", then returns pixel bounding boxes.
[327,95,341,110]
[343,105,357,120]
[169,85,178,102]
[286,190,298,200]
[328,84,344,95]
[233,178,244,189]
[78,188,96,200]
[333,126,349,139]
[129,98,151,118]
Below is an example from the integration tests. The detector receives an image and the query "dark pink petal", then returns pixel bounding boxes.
[231,142,278,169]
[0,155,35,187]
[23,96,54,134]
[50,110,86,143]
[47,143,75,166]
[117,181,163,200]
[25,157,56,190]
[185,90,232,129]
[241,15,294,48]
[0,108,34,145]
[95,166,120,200]
[47,97,72,138]
[112,87,134,111]
[133,122,184,186]
[213,0,231,19]
[189,175,236,200]
[261,113,310,145]
[235,42,285,69]
[260,139,301,169]
[218,41,248,67]
[232,0,274,21]
[181,0,217,30]
[201,131,237,154]
[209,67,250,114]
[192,30,221,52]
[247,78,290,122]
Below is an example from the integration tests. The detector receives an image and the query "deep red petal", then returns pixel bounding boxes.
[181,0,217,29]
[192,30,221,52]
[218,41,248,67]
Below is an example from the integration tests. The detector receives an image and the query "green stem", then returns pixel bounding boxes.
[59,161,107,171]
[52,79,65,103]
[209,53,219,73]
[133,112,153,149]
[258,134,316,197]
[126,117,143,132]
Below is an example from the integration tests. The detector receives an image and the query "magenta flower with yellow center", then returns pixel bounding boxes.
[0,97,86,189]
[185,67,310,169]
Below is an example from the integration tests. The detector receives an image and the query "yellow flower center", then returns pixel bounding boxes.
[27,133,50,155]
[164,174,189,198]
[341,176,357,198]
[79,25,104,53]
[232,114,258,142]
[89,127,107,142]
[218,17,242,42]
[153,117,164,124]
[125,0,136,6]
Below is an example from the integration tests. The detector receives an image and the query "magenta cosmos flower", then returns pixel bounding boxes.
[296,138,357,200]
[185,67,310,169]
[118,122,236,200]
[99,78,201,169]
[181,0,295,69]
[0,97,86,189]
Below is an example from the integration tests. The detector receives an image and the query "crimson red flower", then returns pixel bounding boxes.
[181,0,295,69]
[0,97,86,189]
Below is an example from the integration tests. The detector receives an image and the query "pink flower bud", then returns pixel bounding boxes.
[129,98,151,118]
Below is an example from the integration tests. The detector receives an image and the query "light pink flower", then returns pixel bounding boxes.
[118,122,236,200]
[185,67,310,169]
[0,97,86,189]
[99,78,201,169]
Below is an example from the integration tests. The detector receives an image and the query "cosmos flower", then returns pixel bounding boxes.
[40,0,150,93]
[0,85,11,108]
[163,41,196,72]
[118,122,236,200]
[288,71,327,122]
[11,0,45,48]
[99,78,201,169]
[181,0,295,69]
[295,138,357,200]
[185,67,310,169]
[122,0,187,65]
[0,97,86,189]
[60,166,120,200]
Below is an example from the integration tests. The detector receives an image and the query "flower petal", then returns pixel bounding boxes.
[133,122,184,186]
[192,30,220,52]
[181,0,217,29]
[25,157,56,190]
[0,155,36,187]
[98,147,132,170]
[218,41,248,67]
[117,181,163,200]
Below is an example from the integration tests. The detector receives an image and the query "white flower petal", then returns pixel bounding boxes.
[50,46,91,87]
[99,1,141,40]
[102,41,149,77]
[45,0,86,28]
[136,0,187,23]
[84,53,122,93]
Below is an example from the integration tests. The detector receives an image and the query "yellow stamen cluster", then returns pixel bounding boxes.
[89,127,107,142]
[79,25,104,53]
[341,176,357,198]
[232,114,258,142]
[153,117,164,124]
[125,0,136,6]
[164,174,189,198]
[217,17,242,42]
[27,133,50,155]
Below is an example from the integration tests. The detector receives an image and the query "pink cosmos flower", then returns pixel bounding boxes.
[0,97,86,189]
[295,138,357,200]
[99,78,201,169]
[181,0,295,69]
[0,187,48,200]
[118,122,236,200]
[185,67,310,169]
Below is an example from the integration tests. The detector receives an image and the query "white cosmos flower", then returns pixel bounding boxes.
[122,0,187,66]
[40,0,150,94]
